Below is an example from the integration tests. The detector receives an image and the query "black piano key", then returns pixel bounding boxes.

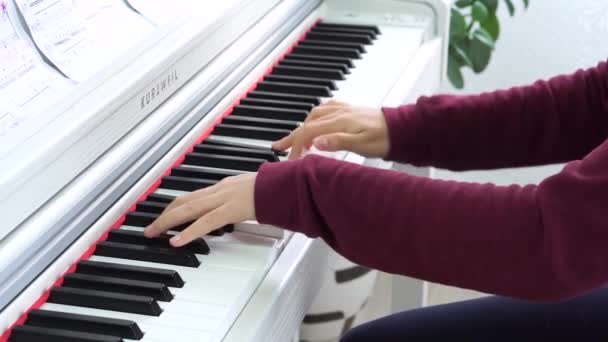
[122,214,182,231]
[311,26,377,40]
[207,228,225,236]
[145,193,176,204]
[264,74,337,90]
[124,211,157,227]
[256,81,332,97]
[136,201,167,214]
[232,104,308,122]
[239,97,314,111]
[305,31,373,45]
[184,152,266,172]
[299,39,366,53]
[292,45,361,59]
[62,273,173,302]
[25,309,143,340]
[76,260,184,288]
[168,223,229,236]
[316,22,381,34]
[10,325,121,342]
[213,124,291,142]
[120,211,230,236]
[203,138,289,157]
[247,90,321,105]
[278,60,349,75]
[193,144,280,162]
[223,115,299,131]
[172,164,243,180]
[48,286,162,316]
[284,53,354,68]
[95,241,200,268]
[107,229,210,255]
[161,175,218,192]
[271,65,345,80]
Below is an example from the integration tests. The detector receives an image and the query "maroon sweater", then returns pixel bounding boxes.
[254,61,608,302]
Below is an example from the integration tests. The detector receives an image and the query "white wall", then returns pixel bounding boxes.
[444,0,608,94]
[425,0,608,306]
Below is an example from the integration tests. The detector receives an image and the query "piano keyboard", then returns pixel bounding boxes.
[2,20,387,342]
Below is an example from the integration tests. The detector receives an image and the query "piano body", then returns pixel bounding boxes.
[0,0,450,341]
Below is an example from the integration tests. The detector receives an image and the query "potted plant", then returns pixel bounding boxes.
[448,0,530,88]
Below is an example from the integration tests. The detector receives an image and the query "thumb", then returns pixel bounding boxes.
[313,133,358,152]
[272,134,293,151]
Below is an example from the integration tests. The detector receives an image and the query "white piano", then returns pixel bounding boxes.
[0,0,449,341]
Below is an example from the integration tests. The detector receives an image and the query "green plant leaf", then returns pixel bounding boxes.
[472,27,495,48]
[522,0,529,9]
[455,0,474,8]
[468,36,493,73]
[448,55,465,89]
[451,43,474,68]
[504,0,515,16]
[481,13,500,40]
[472,2,489,22]
[450,8,467,35]
[480,0,498,13]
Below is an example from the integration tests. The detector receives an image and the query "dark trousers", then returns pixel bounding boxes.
[341,287,608,341]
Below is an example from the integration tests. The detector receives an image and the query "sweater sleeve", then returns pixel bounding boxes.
[381,60,608,170]
[255,141,608,301]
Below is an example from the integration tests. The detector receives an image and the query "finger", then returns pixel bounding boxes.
[305,105,344,123]
[274,108,345,151]
[170,206,230,247]
[271,133,294,151]
[161,183,221,214]
[322,99,349,108]
[144,194,222,237]
[288,118,352,160]
[313,133,359,152]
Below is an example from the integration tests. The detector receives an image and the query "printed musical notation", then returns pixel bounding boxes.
[0,1,72,138]
[17,0,153,82]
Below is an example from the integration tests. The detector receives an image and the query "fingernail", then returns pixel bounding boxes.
[170,234,182,246]
[314,137,328,150]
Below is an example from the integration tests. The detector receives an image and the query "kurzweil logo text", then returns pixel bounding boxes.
[140,69,179,109]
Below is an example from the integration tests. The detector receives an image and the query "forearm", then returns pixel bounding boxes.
[255,151,608,301]
[382,61,608,170]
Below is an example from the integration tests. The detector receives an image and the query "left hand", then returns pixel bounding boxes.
[143,173,257,247]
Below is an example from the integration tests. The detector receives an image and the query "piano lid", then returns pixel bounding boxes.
[0,0,285,241]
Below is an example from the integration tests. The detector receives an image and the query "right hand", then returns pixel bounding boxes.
[272,100,391,160]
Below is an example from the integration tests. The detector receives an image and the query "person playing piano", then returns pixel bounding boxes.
[144,60,608,340]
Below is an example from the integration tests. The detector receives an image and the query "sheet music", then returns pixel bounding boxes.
[75,0,154,57]
[126,0,185,25]
[0,1,72,138]
[127,0,241,25]
[17,0,153,82]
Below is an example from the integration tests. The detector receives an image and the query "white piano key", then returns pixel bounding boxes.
[114,226,277,271]
[157,299,227,317]
[88,255,257,306]
[329,26,425,107]
[40,302,219,334]
[168,164,254,175]
[89,254,252,283]
[141,325,213,342]
[205,135,274,150]
[154,188,190,198]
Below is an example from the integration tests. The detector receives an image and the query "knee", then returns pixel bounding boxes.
[339,324,372,342]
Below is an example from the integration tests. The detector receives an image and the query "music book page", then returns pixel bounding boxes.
[17,0,153,82]
[127,0,241,25]
[0,1,72,139]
